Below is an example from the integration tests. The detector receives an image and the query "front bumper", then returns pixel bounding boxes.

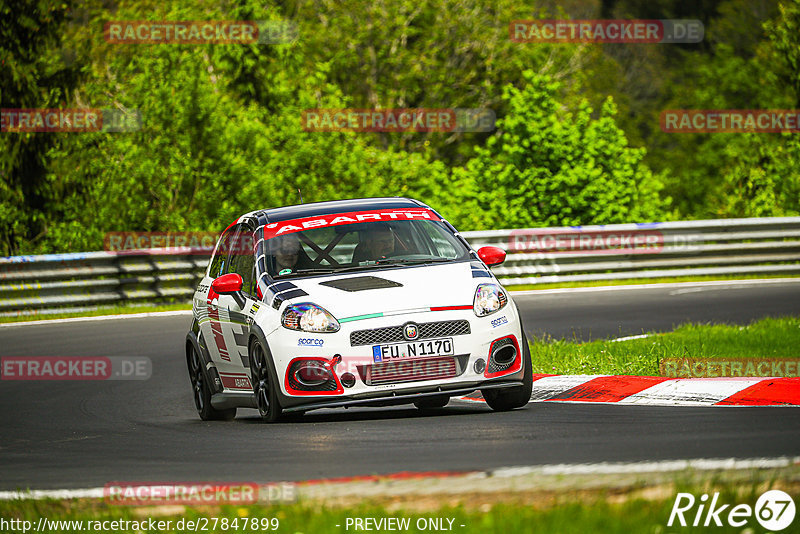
[264,306,524,410]
[211,379,523,413]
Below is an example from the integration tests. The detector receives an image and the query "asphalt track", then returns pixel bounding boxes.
[1,280,799,490]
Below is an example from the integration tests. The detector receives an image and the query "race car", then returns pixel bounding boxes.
[185,197,532,421]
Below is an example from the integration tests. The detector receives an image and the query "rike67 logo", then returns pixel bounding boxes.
[668,490,796,531]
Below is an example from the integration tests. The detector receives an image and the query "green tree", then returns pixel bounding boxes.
[35,0,450,253]
[714,0,800,217]
[291,0,602,166]
[0,0,81,254]
[454,72,667,230]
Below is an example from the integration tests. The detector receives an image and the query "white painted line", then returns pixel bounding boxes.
[0,488,105,500]
[0,310,193,328]
[669,287,706,295]
[510,278,800,296]
[667,281,793,295]
[619,377,762,406]
[609,334,651,342]
[490,456,800,477]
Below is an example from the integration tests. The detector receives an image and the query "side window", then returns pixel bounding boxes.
[227,225,256,297]
[208,228,235,279]
[418,221,459,258]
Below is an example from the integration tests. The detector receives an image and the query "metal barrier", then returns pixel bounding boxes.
[2,217,800,316]
[464,217,800,286]
[0,251,208,315]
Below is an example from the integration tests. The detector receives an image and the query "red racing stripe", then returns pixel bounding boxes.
[546,375,671,402]
[716,377,800,406]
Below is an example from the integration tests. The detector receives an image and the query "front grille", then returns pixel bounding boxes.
[350,319,471,346]
[365,356,457,385]
[357,354,469,386]
[419,320,471,339]
[351,325,403,346]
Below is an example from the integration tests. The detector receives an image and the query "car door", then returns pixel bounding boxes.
[196,225,233,367]
[212,223,257,391]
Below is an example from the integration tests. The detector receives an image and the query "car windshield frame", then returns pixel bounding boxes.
[255,208,472,280]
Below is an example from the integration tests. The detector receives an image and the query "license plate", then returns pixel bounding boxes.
[368,356,457,385]
[372,338,453,362]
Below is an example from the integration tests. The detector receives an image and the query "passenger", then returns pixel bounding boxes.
[269,234,311,274]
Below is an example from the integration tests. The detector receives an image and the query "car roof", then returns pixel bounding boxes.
[246,197,430,223]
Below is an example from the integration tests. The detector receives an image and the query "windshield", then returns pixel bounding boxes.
[261,209,471,278]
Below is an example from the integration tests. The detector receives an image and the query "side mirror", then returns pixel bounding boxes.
[477,246,506,267]
[211,273,246,309]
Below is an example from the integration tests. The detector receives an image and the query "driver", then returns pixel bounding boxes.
[352,223,396,263]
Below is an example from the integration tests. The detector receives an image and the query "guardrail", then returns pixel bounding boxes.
[0,251,208,316]
[463,217,800,286]
[2,217,800,316]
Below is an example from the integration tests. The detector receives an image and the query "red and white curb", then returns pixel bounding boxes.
[462,374,800,406]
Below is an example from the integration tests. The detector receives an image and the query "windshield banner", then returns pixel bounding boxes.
[262,209,441,239]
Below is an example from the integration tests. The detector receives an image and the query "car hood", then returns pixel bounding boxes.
[281,261,488,320]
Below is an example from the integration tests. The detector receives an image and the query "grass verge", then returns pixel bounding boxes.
[0,303,191,324]
[529,316,800,376]
[1,470,798,534]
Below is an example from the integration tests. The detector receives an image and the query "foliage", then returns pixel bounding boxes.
[2,0,800,254]
[453,72,667,230]
[0,0,81,253]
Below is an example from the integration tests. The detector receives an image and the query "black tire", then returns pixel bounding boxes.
[250,339,283,423]
[414,396,450,410]
[482,331,533,411]
[187,344,236,421]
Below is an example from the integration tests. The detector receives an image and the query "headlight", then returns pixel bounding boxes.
[281,303,340,333]
[473,284,508,317]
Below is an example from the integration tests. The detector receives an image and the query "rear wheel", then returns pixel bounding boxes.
[482,332,533,412]
[414,396,450,410]
[250,340,283,423]
[187,344,236,421]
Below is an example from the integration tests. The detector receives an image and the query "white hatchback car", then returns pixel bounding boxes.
[185,197,532,421]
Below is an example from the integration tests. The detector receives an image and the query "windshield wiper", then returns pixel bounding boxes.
[276,258,453,277]
[277,267,338,276]
[374,257,452,265]
[277,264,381,276]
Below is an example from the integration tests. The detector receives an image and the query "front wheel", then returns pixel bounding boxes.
[187,344,236,421]
[482,332,533,412]
[250,340,283,423]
